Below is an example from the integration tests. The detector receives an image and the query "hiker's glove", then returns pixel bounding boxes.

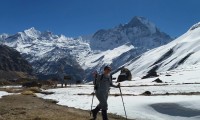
[94,85,98,90]
[117,83,120,88]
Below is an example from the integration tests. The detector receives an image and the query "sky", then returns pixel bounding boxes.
[0,0,200,37]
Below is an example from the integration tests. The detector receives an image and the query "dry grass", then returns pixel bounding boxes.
[21,90,36,96]
[0,87,23,93]
[0,95,130,120]
[21,87,46,96]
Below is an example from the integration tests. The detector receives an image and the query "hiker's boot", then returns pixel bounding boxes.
[102,110,108,120]
[91,106,100,120]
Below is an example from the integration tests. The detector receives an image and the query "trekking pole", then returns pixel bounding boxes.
[90,70,98,116]
[119,85,128,120]
[90,90,95,116]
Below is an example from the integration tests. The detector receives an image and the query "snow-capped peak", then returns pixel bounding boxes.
[23,27,41,38]
[189,22,200,31]
[128,16,157,34]
[0,33,9,40]
[91,16,171,51]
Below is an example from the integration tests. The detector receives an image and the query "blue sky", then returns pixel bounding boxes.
[0,0,200,37]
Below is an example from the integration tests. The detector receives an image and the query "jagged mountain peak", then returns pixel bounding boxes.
[23,27,41,38]
[0,33,9,41]
[24,27,37,32]
[128,16,150,24]
[91,16,172,50]
[22,27,57,39]
[4,27,61,44]
[127,16,157,34]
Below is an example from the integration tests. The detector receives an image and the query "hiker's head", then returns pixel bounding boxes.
[104,66,112,75]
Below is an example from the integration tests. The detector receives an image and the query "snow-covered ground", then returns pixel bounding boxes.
[0,85,22,88]
[37,66,200,120]
[0,91,12,98]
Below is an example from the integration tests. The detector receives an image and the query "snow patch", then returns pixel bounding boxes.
[0,91,11,98]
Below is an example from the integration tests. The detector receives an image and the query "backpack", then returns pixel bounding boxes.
[94,74,112,90]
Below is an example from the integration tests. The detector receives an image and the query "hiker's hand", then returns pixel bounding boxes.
[94,85,97,90]
[117,83,120,88]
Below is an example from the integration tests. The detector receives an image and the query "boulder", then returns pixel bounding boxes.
[153,78,163,83]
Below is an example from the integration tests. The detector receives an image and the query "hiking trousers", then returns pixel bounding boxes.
[96,90,108,110]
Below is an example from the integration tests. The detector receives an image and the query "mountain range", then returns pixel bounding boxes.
[0,16,173,82]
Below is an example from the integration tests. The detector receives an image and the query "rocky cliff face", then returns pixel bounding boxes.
[0,45,33,73]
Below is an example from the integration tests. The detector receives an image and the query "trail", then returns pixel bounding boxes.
[0,94,128,120]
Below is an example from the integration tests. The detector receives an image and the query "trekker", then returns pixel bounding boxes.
[92,66,120,120]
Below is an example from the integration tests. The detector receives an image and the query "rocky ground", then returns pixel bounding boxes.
[0,88,128,120]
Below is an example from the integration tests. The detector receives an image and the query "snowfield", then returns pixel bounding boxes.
[81,44,134,69]
[37,65,200,120]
